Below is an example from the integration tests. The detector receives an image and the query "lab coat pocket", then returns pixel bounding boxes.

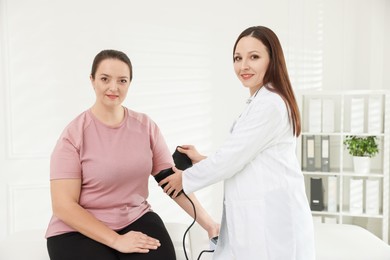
[225,199,267,258]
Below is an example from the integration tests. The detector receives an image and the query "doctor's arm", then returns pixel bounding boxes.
[181,99,285,194]
[176,145,207,163]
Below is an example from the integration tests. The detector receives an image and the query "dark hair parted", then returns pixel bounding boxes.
[233,26,301,136]
[91,49,133,81]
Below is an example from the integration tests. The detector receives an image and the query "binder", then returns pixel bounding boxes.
[365,179,380,215]
[322,99,335,133]
[310,177,324,211]
[327,176,337,212]
[305,135,316,171]
[349,178,363,214]
[350,98,365,133]
[309,98,322,133]
[321,136,330,172]
[368,96,382,133]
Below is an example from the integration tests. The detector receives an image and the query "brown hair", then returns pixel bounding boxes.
[233,26,301,136]
[91,49,133,81]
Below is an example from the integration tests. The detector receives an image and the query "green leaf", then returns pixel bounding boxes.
[343,136,379,158]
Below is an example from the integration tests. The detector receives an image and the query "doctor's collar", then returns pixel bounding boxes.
[246,85,264,104]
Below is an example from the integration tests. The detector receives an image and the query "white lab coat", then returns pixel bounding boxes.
[183,87,315,260]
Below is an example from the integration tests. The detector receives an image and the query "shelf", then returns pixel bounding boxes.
[303,171,384,178]
[297,90,389,243]
[303,171,340,176]
[340,212,384,219]
[341,172,384,178]
[301,132,345,136]
[301,132,386,137]
[311,211,340,216]
[312,210,384,219]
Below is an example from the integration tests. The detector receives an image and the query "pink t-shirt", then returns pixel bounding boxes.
[45,108,173,238]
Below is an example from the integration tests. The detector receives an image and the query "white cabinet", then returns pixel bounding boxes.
[296,90,389,242]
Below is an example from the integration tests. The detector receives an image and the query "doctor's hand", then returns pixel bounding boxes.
[177,145,206,164]
[159,166,183,199]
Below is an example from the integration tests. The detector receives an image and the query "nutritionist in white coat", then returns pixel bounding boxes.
[160,26,315,260]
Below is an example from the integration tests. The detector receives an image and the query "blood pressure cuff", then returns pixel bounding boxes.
[154,146,193,197]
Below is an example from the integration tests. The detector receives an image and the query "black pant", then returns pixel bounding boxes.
[47,212,176,260]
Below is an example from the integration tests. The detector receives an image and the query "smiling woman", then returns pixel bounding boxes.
[89,52,132,126]
[233,37,270,96]
[160,26,315,260]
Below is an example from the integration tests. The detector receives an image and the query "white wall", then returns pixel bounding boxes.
[384,0,390,90]
[0,0,389,242]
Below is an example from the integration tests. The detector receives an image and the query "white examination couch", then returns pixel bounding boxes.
[0,223,211,260]
[1,223,390,260]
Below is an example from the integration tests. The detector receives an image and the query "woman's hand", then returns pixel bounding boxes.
[111,231,160,253]
[177,145,206,164]
[159,166,183,198]
[207,222,221,239]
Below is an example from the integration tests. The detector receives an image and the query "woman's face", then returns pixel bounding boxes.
[90,58,131,109]
[233,36,270,94]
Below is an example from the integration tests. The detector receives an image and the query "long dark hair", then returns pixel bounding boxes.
[233,26,301,136]
[91,49,133,81]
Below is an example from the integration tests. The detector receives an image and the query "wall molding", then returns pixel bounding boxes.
[7,183,51,235]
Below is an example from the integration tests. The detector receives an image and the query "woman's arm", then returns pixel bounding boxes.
[50,179,160,253]
[172,192,219,239]
[158,145,219,238]
[156,171,219,239]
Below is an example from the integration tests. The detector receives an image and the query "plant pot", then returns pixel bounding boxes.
[353,156,371,174]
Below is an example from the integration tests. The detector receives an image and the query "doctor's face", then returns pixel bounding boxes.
[233,36,270,95]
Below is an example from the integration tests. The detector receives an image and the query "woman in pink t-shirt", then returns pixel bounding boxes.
[46,49,219,260]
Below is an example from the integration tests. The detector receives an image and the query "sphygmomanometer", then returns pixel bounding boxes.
[154,146,218,260]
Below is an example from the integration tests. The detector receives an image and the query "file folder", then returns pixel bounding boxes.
[350,98,365,133]
[321,136,330,172]
[310,177,324,211]
[365,179,380,215]
[309,98,322,133]
[306,135,316,171]
[327,176,337,212]
[322,99,335,133]
[350,178,363,214]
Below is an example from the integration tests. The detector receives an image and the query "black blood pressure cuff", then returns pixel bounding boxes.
[154,146,193,197]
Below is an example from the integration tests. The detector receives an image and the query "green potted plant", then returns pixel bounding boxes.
[343,135,379,173]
